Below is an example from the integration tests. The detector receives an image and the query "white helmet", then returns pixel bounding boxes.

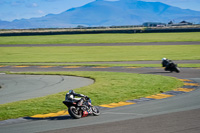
[162,58,167,61]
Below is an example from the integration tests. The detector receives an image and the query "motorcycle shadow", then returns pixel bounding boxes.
[24,115,72,121]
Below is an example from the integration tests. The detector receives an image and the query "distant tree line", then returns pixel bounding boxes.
[0,22,200,36]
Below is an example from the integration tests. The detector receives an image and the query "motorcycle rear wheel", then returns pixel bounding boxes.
[68,106,82,119]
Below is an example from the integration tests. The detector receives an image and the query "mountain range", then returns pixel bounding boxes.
[1,0,200,29]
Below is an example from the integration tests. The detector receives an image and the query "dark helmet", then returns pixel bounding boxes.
[69,90,74,94]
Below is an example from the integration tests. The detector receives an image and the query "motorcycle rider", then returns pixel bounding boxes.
[162,57,168,66]
[65,90,85,103]
[65,90,92,113]
[162,58,174,71]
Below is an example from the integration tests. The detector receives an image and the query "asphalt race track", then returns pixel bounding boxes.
[0,74,94,104]
[0,42,200,133]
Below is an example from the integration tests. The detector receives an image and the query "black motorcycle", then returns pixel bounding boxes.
[164,62,180,73]
[63,96,100,119]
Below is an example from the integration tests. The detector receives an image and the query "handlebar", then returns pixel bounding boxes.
[83,96,90,100]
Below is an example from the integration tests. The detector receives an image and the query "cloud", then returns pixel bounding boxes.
[26,2,38,8]
[32,3,38,7]
[37,10,45,14]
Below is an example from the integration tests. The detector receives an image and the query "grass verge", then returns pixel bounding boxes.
[0,71,183,120]
[0,32,200,45]
[0,45,200,63]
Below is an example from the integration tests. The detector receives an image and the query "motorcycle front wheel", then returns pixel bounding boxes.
[68,106,82,119]
[92,106,100,116]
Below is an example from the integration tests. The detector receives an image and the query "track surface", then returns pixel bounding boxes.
[0,42,200,133]
[0,74,94,104]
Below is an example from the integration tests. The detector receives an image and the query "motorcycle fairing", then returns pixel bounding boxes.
[82,111,89,117]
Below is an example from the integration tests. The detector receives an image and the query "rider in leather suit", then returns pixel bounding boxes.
[65,90,86,106]
[65,90,85,100]
[162,58,173,71]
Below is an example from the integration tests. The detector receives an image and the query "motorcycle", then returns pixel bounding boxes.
[63,96,100,119]
[164,62,180,73]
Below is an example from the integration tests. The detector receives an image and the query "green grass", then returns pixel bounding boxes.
[0,71,183,120]
[0,63,199,68]
[0,32,200,45]
[0,45,199,63]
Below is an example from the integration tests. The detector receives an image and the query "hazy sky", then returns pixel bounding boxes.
[0,0,199,21]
